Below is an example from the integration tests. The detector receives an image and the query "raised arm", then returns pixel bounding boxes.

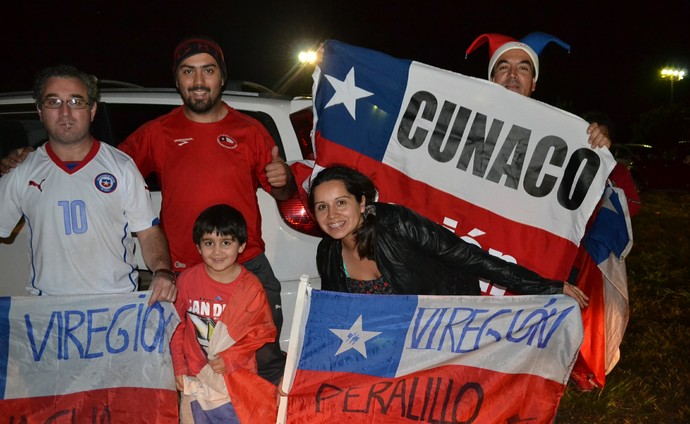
[395,205,589,307]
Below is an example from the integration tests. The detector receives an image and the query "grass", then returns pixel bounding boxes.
[556,191,690,423]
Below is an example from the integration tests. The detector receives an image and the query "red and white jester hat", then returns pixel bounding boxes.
[465,32,570,82]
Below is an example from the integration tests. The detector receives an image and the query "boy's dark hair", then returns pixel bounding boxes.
[193,204,247,245]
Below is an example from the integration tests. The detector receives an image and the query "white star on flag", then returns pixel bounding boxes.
[601,194,620,215]
[324,67,374,119]
[330,315,381,358]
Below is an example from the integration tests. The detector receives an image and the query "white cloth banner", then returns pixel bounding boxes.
[0,293,180,422]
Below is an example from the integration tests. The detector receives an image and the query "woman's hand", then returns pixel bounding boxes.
[563,282,589,308]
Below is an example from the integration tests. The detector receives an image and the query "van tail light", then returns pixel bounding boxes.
[284,107,321,235]
[290,108,315,160]
[277,191,324,237]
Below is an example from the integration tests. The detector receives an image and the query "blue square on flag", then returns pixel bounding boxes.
[316,40,411,162]
[297,290,418,378]
[584,186,632,264]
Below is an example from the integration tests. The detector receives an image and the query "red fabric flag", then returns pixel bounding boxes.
[279,284,584,423]
[569,246,607,389]
[216,277,278,423]
[184,274,278,423]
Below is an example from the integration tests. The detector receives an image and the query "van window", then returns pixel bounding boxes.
[0,105,46,150]
[95,103,177,147]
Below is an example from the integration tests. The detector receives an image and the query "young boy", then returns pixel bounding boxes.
[170,204,277,423]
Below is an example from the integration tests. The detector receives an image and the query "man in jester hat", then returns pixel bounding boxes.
[466,32,625,392]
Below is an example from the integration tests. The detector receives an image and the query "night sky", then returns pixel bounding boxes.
[5,1,690,141]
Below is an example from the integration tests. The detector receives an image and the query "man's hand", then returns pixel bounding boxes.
[586,123,612,149]
[148,270,177,305]
[265,145,296,200]
[1,147,33,175]
[265,145,290,188]
[135,226,176,306]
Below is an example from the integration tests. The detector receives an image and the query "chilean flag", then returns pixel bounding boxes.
[570,185,633,388]
[299,40,616,282]
[279,280,583,423]
[0,293,180,422]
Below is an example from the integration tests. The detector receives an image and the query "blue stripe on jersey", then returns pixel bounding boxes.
[120,221,138,291]
[25,215,41,295]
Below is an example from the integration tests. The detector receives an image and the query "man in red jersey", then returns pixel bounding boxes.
[117,36,292,385]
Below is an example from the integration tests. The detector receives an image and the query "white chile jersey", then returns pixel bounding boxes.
[0,140,159,296]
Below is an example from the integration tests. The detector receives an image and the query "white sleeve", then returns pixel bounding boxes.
[121,159,158,233]
[0,171,24,237]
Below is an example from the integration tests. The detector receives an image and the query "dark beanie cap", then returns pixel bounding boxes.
[172,36,227,78]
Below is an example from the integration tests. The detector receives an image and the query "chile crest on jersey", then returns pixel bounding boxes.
[95,172,117,193]
[217,134,237,149]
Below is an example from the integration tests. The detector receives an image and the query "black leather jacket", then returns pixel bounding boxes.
[316,203,564,295]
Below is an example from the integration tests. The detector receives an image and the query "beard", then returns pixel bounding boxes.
[183,86,221,114]
[186,97,214,113]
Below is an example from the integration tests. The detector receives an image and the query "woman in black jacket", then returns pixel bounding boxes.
[308,165,589,308]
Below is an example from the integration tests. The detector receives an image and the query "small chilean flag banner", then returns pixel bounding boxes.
[278,280,583,423]
[299,40,616,283]
[0,293,180,423]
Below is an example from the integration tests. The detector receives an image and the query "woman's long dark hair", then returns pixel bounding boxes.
[308,165,378,259]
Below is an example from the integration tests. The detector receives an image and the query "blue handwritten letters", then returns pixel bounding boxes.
[24,295,175,361]
[0,293,179,400]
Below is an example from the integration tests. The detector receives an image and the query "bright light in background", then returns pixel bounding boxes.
[273,43,322,94]
[660,67,686,103]
[298,50,318,65]
[661,68,686,80]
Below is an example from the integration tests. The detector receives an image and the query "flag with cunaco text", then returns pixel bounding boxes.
[295,39,617,284]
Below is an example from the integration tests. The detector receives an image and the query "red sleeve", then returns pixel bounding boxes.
[249,117,279,194]
[217,272,277,373]
[118,124,156,178]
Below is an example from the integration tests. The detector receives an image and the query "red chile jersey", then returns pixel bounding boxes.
[119,104,276,272]
[170,263,267,377]
[0,140,159,295]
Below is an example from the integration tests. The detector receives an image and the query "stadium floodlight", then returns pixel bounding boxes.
[661,67,686,102]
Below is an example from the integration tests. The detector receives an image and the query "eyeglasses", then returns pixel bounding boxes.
[41,97,90,110]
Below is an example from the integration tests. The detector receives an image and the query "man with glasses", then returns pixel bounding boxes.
[0,65,176,305]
